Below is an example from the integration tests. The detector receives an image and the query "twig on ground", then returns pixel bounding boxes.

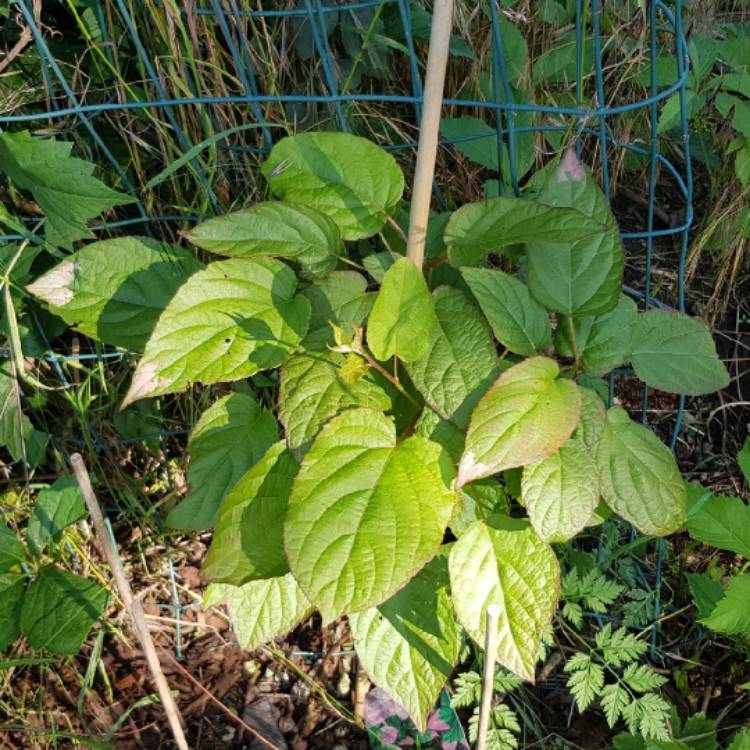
[70,453,190,750]
[161,651,284,750]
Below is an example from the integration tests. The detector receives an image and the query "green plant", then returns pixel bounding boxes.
[0,477,107,656]
[451,667,524,750]
[613,709,750,750]
[564,623,670,740]
[685,439,750,642]
[0,129,135,468]
[22,130,729,735]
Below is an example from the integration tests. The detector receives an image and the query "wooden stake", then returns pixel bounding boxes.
[476,604,501,750]
[70,453,189,750]
[405,0,454,270]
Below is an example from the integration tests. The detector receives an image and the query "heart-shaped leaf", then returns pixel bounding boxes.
[405,286,497,423]
[629,310,729,395]
[522,441,600,542]
[555,295,638,375]
[444,197,604,267]
[262,132,404,240]
[186,201,341,278]
[202,442,299,585]
[462,267,551,356]
[457,357,581,488]
[205,575,313,650]
[167,393,279,530]
[350,552,459,731]
[27,237,202,350]
[122,258,310,407]
[280,348,391,452]
[527,148,624,316]
[285,408,457,621]
[595,407,687,536]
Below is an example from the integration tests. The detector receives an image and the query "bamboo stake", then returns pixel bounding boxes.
[405,0,454,270]
[476,604,501,750]
[70,453,189,750]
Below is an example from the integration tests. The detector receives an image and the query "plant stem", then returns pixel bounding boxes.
[566,316,581,373]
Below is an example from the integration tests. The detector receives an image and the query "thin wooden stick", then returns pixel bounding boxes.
[476,604,501,750]
[405,0,453,270]
[353,658,370,721]
[70,453,189,750]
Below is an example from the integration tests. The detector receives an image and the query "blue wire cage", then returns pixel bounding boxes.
[1,0,694,654]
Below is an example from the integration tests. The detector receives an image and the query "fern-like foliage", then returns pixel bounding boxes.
[564,653,605,711]
[468,704,521,750]
[594,623,648,667]
[561,568,625,627]
[450,667,523,709]
[564,625,669,741]
[451,670,483,708]
[621,694,671,741]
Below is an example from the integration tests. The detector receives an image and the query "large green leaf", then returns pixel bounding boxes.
[367,258,436,363]
[0,573,25,651]
[26,237,202,351]
[168,393,278,530]
[0,364,47,466]
[280,348,392,452]
[444,196,604,267]
[0,524,25,574]
[302,270,374,345]
[461,267,551,356]
[527,148,624,316]
[522,441,600,542]
[202,442,298,585]
[262,132,404,240]
[20,567,108,655]
[457,357,582,488]
[555,295,638,375]
[0,131,136,250]
[186,201,341,278]
[205,574,313,650]
[701,575,750,635]
[122,258,310,407]
[629,310,729,395]
[595,407,687,536]
[27,476,87,554]
[404,287,497,422]
[686,494,750,558]
[448,517,559,680]
[285,409,457,621]
[350,552,460,731]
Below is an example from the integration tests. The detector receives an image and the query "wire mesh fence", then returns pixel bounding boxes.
[2,0,692,429]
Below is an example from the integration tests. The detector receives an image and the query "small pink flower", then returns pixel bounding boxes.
[558,143,584,182]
